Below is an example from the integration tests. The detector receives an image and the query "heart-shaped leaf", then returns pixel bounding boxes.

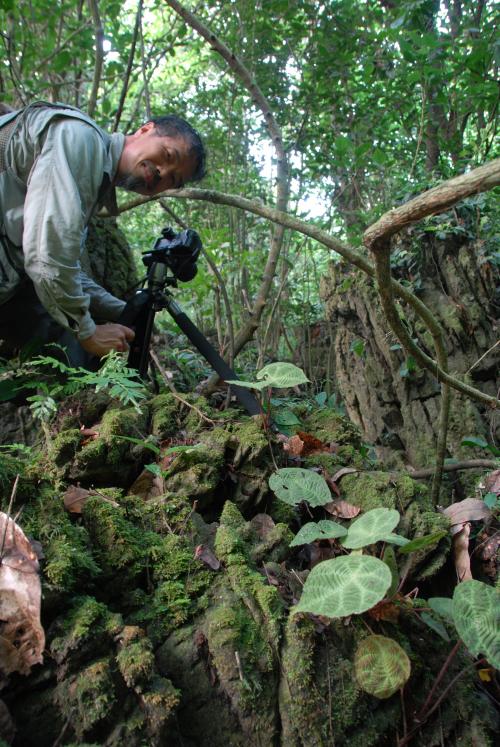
[269,468,331,507]
[293,554,392,618]
[355,635,411,698]
[342,508,400,549]
[452,580,500,668]
[290,520,347,547]
[256,362,310,388]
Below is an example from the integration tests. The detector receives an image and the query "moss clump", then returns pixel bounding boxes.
[149,392,179,439]
[250,522,294,565]
[279,615,328,745]
[117,628,155,690]
[68,405,149,485]
[20,488,101,592]
[82,496,159,586]
[162,441,225,505]
[341,471,428,513]
[140,675,180,733]
[50,596,122,664]
[214,502,284,652]
[302,408,364,448]
[55,657,116,739]
[48,428,82,469]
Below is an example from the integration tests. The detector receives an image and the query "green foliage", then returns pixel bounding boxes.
[10,351,147,419]
[269,467,332,507]
[226,361,309,391]
[341,508,402,549]
[461,436,500,458]
[290,519,347,546]
[397,530,448,554]
[452,580,500,668]
[354,635,411,699]
[293,555,392,618]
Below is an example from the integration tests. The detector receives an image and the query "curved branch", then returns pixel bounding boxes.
[87,0,104,117]
[364,158,500,499]
[364,158,500,250]
[117,187,499,409]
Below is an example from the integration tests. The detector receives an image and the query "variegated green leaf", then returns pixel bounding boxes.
[256,362,310,388]
[269,468,331,507]
[452,580,500,668]
[290,520,347,546]
[342,508,400,549]
[293,554,392,618]
[355,635,411,699]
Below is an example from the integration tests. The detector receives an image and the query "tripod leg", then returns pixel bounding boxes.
[165,298,261,416]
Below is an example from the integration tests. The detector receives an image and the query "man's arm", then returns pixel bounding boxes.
[21,117,133,355]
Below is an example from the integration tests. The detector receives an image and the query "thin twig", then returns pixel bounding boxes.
[466,340,499,374]
[0,474,20,561]
[150,349,215,425]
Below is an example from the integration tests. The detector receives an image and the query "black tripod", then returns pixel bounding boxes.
[118,227,260,417]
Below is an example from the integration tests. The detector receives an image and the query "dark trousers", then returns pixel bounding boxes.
[0,280,97,369]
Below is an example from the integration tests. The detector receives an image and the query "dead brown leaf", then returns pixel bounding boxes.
[250,513,276,540]
[453,522,472,582]
[325,499,361,519]
[283,434,304,457]
[484,469,500,495]
[0,513,45,677]
[368,599,400,623]
[63,485,92,514]
[128,469,164,501]
[296,431,329,455]
[442,498,491,529]
[194,545,220,571]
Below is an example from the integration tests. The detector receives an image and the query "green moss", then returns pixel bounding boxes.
[82,496,159,584]
[280,615,328,745]
[149,392,179,438]
[250,522,294,564]
[50,596,122,662]
[302,408,364,448]
[55,657,116,738]
[341,471,427,513]
[117,635,155,690]
[140,675,180,731]
[48,428,82,468]
[20,488,101,592]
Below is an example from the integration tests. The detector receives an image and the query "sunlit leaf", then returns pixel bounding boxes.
[342,508,400,549]
[452,580,500,668]
[293,555,392,617]
[355,635,411,698]
[269,468,331,507]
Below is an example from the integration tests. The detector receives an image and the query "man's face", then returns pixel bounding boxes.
[115,122,196,195]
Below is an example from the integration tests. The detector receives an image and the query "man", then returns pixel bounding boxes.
[0,101,205,365]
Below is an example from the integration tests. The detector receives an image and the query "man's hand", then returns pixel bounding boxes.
[80,323,135,357]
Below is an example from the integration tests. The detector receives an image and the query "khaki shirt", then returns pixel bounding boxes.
[0,102,126,340]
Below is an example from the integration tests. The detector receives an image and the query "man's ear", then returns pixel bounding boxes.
[137,121,156,136]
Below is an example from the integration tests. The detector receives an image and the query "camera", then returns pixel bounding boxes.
[144,226,202,282]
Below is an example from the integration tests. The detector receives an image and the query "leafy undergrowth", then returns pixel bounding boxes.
[0,387,498,747]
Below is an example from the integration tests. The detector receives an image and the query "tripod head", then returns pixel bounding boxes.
[142,226,202,283]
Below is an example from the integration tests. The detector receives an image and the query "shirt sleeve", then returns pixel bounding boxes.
[22,118,107,340]
[79,270,126,321]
